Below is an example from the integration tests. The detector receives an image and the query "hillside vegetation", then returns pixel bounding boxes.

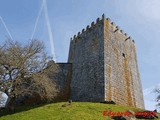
[0,102,159,120]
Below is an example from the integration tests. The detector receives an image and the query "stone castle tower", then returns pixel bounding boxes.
[67,14,144,109]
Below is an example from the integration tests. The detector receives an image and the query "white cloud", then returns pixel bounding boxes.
[138,0,160,21]
[143,84,160,96]
[143,84,160,111]
[113,0,160,24]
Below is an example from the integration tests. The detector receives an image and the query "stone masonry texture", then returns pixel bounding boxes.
[46,61,72,101]
[67,14,144,109]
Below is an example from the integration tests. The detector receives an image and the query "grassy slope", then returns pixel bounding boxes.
[0,102,159,120]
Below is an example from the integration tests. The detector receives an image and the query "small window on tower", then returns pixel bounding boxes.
[122,53,125,58]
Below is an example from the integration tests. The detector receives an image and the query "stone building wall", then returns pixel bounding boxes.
[68,14,144,109]
[46,61,72,101]
[103,16,144,109]
[68,19,105,101]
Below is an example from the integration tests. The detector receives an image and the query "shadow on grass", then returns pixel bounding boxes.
[0,103,48,117]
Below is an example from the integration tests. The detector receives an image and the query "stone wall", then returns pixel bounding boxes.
[103,16,144,109]
[68,14,144,108]
[68,18,105,102]
[46,61,72,101]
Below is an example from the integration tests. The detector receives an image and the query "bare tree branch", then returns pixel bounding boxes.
[0,39,59,108]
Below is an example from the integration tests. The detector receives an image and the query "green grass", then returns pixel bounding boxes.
[0,102,159,120]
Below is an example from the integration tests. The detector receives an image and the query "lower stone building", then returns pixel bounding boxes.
[52,14,144,109]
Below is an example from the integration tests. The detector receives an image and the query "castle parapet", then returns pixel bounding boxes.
[96,17,100,23]
[70,14,135,43]
[91,21,95,26]
[102,14,106,19]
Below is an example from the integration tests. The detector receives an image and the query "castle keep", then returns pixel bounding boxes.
[53,14,144,109]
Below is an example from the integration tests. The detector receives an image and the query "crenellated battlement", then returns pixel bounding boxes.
[70,19,101,41]
[70,14,135,43]
[70,16,103,41]
[68,14,144,109]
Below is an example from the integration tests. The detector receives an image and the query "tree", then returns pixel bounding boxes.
[0,40,58,109]
[155,87,160,109]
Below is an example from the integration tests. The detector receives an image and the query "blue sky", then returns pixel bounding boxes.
[0,0,160,110]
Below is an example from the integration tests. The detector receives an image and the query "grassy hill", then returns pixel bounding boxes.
[0,102,159,120]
